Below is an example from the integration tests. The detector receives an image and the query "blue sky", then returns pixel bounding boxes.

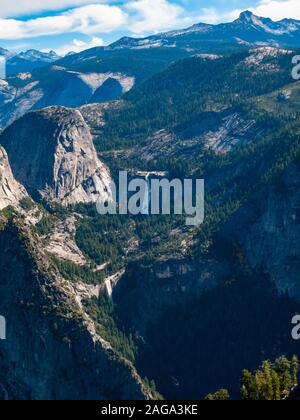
[0,0,299,55]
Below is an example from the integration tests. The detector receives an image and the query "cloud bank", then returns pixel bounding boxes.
[0,4,128,40]
[0,0,206,41]
[0,0,111,18]
[53,36,105,55]
[251,0,300,21]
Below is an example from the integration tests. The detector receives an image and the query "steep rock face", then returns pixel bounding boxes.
[0,107,112,205]
[127,110,262,162]
[0,69,135,130]
[33,70,133,109]
[113,259,228,335]
[0,146,28,210]
[91,78,123,102]
[217,164,300,299]
[0,221,150,400]
[0,79,44,132]
[43,215,87,266]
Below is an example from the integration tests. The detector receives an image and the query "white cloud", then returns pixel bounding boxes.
[50,36,105,55]
[196,8,227,24]
[0,4,128,40]
[0,0,112,18]
[125,0,189,35]
[250,0,300,21]
[0,0,199,41]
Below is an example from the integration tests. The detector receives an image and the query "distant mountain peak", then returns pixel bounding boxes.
[238,10,255,22]
[0,47,13,59]
[18,49,61,62]
[235,10,269,26]
[230,10,300,37]
[236,10,300,28]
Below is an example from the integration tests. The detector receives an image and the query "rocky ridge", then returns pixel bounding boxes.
[109,12,300,51]
[0,218,151,400]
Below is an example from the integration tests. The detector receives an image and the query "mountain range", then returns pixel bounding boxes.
[110,11,300,51]
[2,11,300,75]
[0,48,61,76]
[1,11,300,133]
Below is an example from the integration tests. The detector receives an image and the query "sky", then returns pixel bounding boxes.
[0,0,299,55]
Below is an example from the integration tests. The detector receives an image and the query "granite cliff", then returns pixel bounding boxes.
[0,146,28,210]
[0,107,112,205]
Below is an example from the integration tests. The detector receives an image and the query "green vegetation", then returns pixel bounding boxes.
[19,197,35,211]
[256,81,300,115]
[207,355,299,400]
[75,212,135,269]
[74,203,185,274]
[45,202,70,219]
[0,205,16,220]
[35,214,56,236]
[80,291,167,400]
[96,53,295,152]
[205,389,230,401]
[240,355,299,400]
[83,295,137,363]
[54,259,105,285]
[142,377,163,400]
[84,294,162,398]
